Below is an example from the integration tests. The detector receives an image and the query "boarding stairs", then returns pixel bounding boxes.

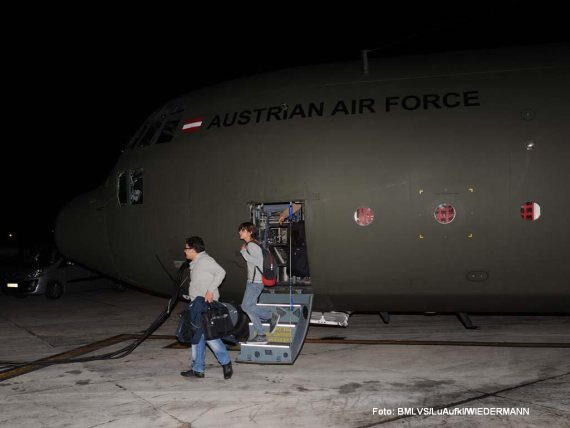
[236,291,313,364]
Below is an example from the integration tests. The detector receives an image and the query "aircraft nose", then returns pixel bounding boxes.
[55,188,117,276]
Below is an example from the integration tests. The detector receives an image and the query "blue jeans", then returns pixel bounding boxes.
[191,333,231,373]
[241,281,272,336]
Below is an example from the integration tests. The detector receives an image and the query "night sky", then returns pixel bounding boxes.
[2,5,568,250]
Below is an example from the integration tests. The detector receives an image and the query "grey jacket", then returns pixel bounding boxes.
[240,241,263,283]
[188,252,226,301]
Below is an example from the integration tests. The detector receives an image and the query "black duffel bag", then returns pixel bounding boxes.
[202,301,234,340]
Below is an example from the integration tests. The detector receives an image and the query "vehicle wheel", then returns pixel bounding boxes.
[46,281,64,299]
[232,305,251,343]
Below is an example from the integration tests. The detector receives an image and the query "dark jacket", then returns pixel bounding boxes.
[189,296,207,344]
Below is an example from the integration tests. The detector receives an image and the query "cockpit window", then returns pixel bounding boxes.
[137,120,162,147]
[126,106,184,150]
[156,119,181,144]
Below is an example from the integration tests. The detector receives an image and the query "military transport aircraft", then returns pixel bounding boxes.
[55,43,570,319]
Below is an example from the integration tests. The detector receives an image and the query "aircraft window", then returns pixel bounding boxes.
[434,203,456,224]
[117,168,144,206]
[137,120,161,147]
[130,168,143,204]
[156,119,181,144]
[125,121,148,150]
[354,207,374,226]
[521,202,541,221]
[127,109,184,150]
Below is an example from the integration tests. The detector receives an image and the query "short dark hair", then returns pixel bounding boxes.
[238,222,257,238]
[185,236,205,253]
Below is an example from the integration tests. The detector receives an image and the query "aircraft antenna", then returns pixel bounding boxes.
[361,49,378,74]
[361,50,370,74]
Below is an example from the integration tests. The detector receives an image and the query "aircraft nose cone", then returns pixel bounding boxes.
[55,189,117,276]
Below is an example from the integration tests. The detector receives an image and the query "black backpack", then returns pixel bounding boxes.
[247,241,277,287]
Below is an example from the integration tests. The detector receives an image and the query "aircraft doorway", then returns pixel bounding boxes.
[251,202,310,286]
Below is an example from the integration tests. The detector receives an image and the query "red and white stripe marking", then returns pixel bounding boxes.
[182,117,204,133]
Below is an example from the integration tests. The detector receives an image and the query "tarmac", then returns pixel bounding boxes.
[1,287,569,427]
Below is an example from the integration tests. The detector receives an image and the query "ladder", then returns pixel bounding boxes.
[236,292,313,364]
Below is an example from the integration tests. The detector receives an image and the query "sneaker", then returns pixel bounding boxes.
[269,312,281,334]
[180,370,204,378]
[222,362,233,380]
[249,334,268,344]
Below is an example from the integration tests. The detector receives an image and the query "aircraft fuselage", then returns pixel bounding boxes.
[56,45,570,313]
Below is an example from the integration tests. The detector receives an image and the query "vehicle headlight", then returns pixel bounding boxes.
[26,269,43,279]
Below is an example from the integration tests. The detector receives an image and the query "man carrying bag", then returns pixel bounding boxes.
[179,236,233,380]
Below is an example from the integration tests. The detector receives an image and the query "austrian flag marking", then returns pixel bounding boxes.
[182,117,204,133]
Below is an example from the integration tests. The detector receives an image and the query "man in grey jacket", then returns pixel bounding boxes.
[180,236,232,379]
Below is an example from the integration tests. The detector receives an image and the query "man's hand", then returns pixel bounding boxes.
[205,290,214,303]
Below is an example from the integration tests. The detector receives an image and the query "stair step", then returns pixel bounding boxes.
[257,303,302,308]
[268,325,294,343]
[241,343,290,348]
[247,323,295,343]
[244,325,294,341]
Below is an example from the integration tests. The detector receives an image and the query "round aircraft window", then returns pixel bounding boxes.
[434,203,456,224]
[521,202,541,221]
[354,207,374,226]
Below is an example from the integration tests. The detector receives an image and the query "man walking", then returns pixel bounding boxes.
[181,236,233,379]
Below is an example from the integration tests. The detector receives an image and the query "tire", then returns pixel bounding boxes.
[46,281,64,299]
[232,306,251,343]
